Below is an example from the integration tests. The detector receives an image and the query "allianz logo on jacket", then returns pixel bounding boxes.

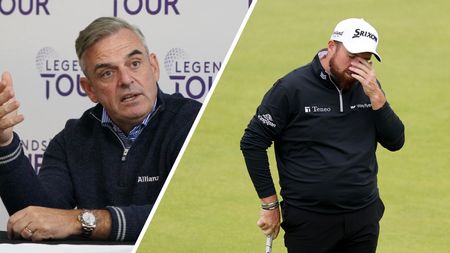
[137,176,159,183]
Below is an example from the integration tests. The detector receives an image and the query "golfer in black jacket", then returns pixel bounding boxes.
[241,18,405,253]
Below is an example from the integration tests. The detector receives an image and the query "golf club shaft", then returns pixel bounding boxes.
[265,235,273,253]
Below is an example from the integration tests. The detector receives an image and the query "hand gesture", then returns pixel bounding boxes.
[0,71,24,146]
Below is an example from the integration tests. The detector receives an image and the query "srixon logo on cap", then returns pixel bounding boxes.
[352,29,378,42]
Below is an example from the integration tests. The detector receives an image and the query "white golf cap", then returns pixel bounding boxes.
[330,18,382,62]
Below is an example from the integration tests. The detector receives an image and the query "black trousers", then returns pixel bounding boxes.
[280,198,385,253]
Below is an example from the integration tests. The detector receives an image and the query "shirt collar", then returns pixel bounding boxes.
[101,98,157,135]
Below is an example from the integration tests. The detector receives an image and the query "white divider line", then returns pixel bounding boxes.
[131,1,259,252]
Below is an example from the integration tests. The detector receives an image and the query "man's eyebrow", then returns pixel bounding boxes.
[94,63,113,72]
[92,50,144,72]
[128,49,144,58]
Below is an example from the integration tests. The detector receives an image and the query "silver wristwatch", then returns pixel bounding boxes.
[78,209,96,237]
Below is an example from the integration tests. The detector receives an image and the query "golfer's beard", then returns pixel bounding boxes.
[329,57,356,91]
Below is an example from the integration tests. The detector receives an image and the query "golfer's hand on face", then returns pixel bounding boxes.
[0,71,24,146]
[349,58,386,110]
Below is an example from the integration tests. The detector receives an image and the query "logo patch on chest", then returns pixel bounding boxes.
[304,106,332,113]
[137,176,159,183]
[349,103,372,110]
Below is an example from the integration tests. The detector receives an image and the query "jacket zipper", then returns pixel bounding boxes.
[336,89,343,113]
[90,104,161,162]
[107,128,129,161]
[90,112,129,161]
[329,78,344,112]
[121,148,129,162]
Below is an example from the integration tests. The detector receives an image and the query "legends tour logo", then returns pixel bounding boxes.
[35,47,85,100]
[164,48,221,102]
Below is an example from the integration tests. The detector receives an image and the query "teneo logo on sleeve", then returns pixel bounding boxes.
[36,47,86,99]
[164,48,221,102]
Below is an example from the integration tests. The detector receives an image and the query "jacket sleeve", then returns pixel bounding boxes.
[0,133,56,215]
[373,102,405,151]
[106,204,152,241]
[240,82,293,198]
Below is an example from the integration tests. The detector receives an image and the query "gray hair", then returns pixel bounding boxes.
[75,16,148,74]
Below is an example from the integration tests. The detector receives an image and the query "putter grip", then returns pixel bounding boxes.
[265,235,273,253]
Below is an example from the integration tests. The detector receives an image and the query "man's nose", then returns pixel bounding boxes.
[118,67,134,85]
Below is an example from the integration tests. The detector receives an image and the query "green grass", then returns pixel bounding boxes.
[137,0,450,252]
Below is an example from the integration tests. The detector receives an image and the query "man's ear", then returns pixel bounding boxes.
[80,77,99,103]
[328,40,337,54]
[149,53,160,81]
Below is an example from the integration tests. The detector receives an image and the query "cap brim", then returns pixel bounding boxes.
[341,41,382,62]
[373,52,382,62]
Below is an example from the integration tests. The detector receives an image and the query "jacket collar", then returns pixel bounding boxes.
[310,49,335,89]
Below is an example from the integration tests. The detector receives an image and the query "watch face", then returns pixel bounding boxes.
[82,212,96,226]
